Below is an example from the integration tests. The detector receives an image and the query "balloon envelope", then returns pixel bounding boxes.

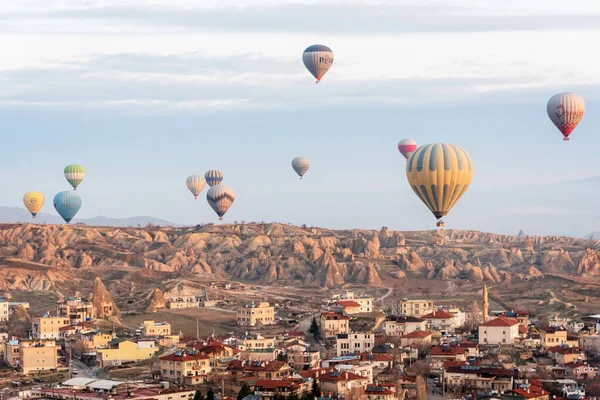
[53,191,82,223]
[205,170,223,187]
[406,143,473,220]
[64,164,86,190]
[186,175,206,199]
[207,185,235,220]
[303,44,334,82]
[23,192,45,217]
[547,93,585,141]
[292,157,311,179]
[398,139,417,160]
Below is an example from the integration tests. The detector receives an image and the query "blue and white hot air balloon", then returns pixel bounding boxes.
[292,157,311,179]
[303,45,334,83]
[186,174,206,199]
[53,191,82,223]
[205,170,224,187]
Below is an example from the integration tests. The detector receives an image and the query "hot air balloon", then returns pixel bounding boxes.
[186,175,206,199]
[205,170,223,187]
[547,93,585,141]
[406,143,473,227]
[398,139,417,160]
[64,164,86,190]
[303,45,334,83]
[207,185,235,220]
[53,191,82,223]
[292,157,311,179]
[23,192,45,218]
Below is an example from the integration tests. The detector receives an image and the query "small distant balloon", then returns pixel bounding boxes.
[186,175,206,199]
[207,185,235,221]
[398,139,417,160]
[303,45,334,83]
[547,93,585,141]
[23,192,45,218]
[53,191,82,223]
[292,157,311,179]
[64,164,86,190]
[205,170,224,187]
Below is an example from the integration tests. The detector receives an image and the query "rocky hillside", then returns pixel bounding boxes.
[0,223,598,291]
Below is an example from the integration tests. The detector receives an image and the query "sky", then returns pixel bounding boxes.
[2,0,600,236]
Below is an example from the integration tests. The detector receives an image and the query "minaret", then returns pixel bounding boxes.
[482,284,489,323]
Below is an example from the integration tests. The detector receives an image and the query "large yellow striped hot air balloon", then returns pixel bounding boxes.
[406,143,473,227]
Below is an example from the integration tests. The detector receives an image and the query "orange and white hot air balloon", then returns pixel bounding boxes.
[547,93,585,141]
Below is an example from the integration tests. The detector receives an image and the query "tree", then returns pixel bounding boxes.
[193,390,205,400]
[467,300,481,330]
[286,393,299,400]
[309,317,320,339]
[277,352,287,362]
[206,388,215,400]
[311,380,320,397]
[237,383,252,400]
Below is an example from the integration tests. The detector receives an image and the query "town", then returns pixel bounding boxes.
[0,282,598,400]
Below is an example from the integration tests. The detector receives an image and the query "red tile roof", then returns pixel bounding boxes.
[59,325,76,331]
[337,300,361,308]
[227,360,289,372]
[480,317,519,327]
[513,385,549,399]
[401,331,432,339]
[280,331,305,337]
[519,326,529,334]
[159,352,209,362]
[421,310,455,319]
[322,312,349,320]
[365,386,394,395]
[254,379,302,390]
[430,346,468,356]
[320,370,366,382]
[297,368,331,379]
[359,353,393,362]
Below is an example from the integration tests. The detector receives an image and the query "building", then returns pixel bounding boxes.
[430,345,469,371]
[332,300,362,315]
[328,291,374,314]
[31,315,71,340]
[319,370,370,398]
[253,378,309,400]
[96,338,158,367]
[159,349,210,384]
[31,385,196,400]
[359,353,394,371]
[478,317,520,345]
[19,339,59,374]
[237,302,276,326]
[142,320,171,337]
[365,384,397,400]
[227,360,292,379]
[421,310,457,331]
[336,333,374,356]
[399,299,434,317]
[547,346,586,366]
[58,296,94,324]
[565,362,599,379]
[444,365,513,393]
[194,340,238,366]
[287,349,320,371]
[320,312,349,338]
[539,327,572,348]
[337,363,374,384]
[383,316,426,336]
[0,299,9,323]
[399,331,432,347]
[4,338,20,366]
[510,384,550,400]
[166,295,200,310]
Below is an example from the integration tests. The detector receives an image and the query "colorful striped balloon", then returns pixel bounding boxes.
[64,164,86,190]
[205,170,223,187]
[53,191,82,223]
[186,175,206,199]
[291,157,311,179]
[398,139,417,160]
[547,93,585,141]
[406,143,473,221]
[207,185,235,220]
[303,44,334,83]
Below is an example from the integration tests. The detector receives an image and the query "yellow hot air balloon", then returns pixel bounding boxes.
[406,143,473,226]
[23,192,45,218]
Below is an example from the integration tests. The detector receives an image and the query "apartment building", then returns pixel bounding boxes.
[58,297,94,324]
[142,321,172,337]
[159,349,211,385]
[336,333,374,356]
[320,312,349,338]
[383,316,426,336]
[31,315,70,340]
[399,299,434,317]
[19,339,59,374]
[478,317,520,345]
[0,299,9,323]
[237,302,275,326]
[96,338,158,367]
[4,339,20,366]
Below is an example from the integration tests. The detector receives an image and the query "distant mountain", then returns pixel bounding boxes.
[584,233,599,240]
[0,206,178,227]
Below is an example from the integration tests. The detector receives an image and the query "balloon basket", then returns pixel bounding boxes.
[219,217,223,221]
[563,137,569,141]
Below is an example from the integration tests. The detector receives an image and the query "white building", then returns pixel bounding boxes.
[0,299,8,323]
[383,316,426,336]
[336,333,374,356]
[478,317,520,345]
[337,363,374,384]
[422,310,458,332]
[399,299,434,317]
[331,291,374,314]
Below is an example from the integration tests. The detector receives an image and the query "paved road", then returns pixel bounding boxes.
[71,359,96,379]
